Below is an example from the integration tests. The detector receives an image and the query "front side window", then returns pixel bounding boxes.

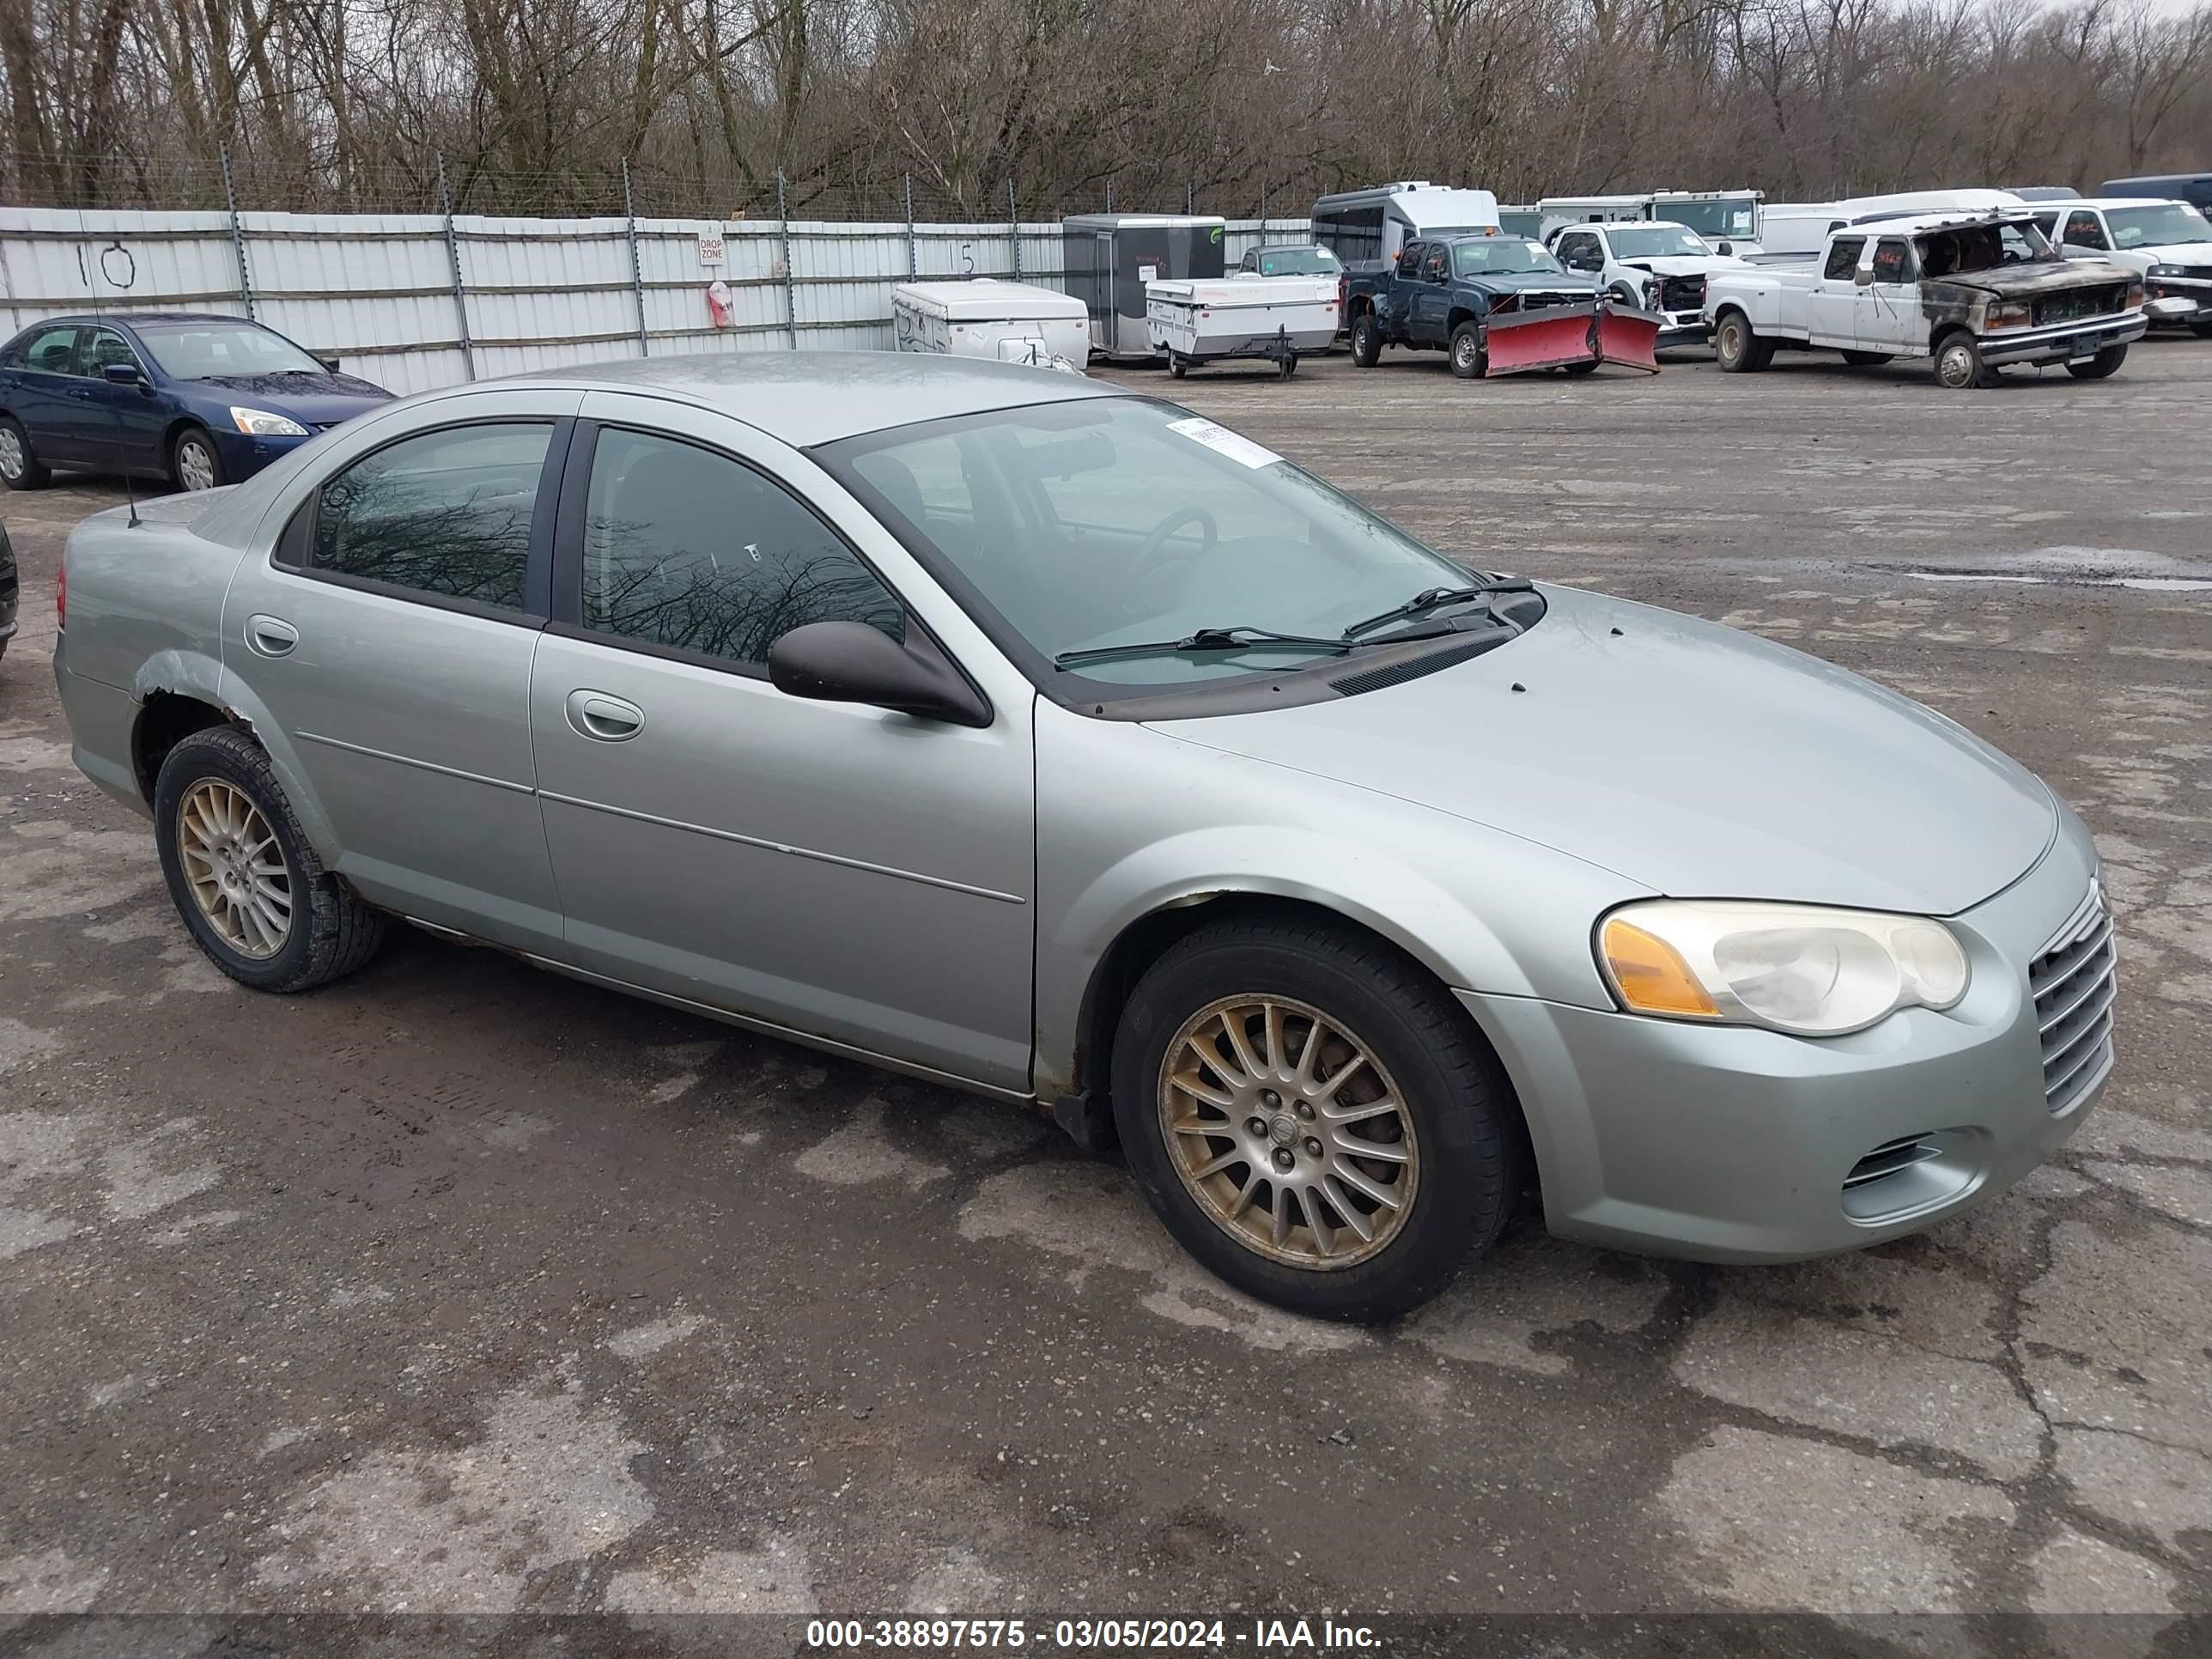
[2104,204,2212,248]
[1556,233,1601,270]
[1607,226,1712,258]
[311,422,550,611]
[827,398,1477,689]
[1824,237,1867,280]
[136,321,323,380]
[1870,238,1912,283]
[81,329,141,377]
[580,427,902,668]
[2063,211,2109,250]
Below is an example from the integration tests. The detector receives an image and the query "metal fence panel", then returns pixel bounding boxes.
[0,206,1310,392]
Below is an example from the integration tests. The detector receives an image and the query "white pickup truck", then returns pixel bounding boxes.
[1703,210,2148,388]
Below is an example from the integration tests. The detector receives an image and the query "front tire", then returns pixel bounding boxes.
[1167,355,1188,379]
[0,416,52,489]
[171,426,225,492]
[2191,319,2212,339]
[1348,312,1382,368]
[1934,331,1989,389]
[1714,310,1771,372]
[1111,916,1522,1322]
[154,726,385,993]
[1449,321,1486,379]
[2066,344,2127,380]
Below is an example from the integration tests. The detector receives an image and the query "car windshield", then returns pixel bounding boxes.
[1662,198,1758,240]
[2105,204,2212,247]
[1252,247,1339,275]
[1918,220,2055,276]
[1606,226,1712,258]
[133,322,324,380]
[1454,240,1565,276]
[825,398,1478,688]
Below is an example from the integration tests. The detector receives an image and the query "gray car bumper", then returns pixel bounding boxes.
[1459,823,2107,1263]
[1980,312,2148,366]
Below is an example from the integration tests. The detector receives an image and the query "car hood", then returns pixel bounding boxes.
[185,372,393,425]
[1154,586,2057,916]
[2136,243,2212,267]
[1618,255,1741,276]
[1485,271,1600,295]
[1937,258,2134,299]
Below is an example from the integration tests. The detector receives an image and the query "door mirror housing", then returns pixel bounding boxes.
[1853,267,1875,286]
[100,362,144,386]
[769,620,990,727]
[316,354,341,373]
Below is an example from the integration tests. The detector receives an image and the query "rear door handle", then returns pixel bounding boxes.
[245,614,299,657]
[564,689,645,742]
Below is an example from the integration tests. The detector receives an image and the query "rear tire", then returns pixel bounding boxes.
[0,416,52,490]
[1934,331,1988,389]
[1840,350,1893,367]
[171,426,225,491]
[1449,321,1486,379]
[1560,360,1601,375]
[1110,915,1522,1323]
[1714,310,1771,372]
[154,726,386,993]
[1349,312,1382,368]
[2066,345,2127,380]
[2191,319,2212,339]
[1167,356,1188,379]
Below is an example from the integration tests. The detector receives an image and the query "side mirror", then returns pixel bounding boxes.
[316,354,341,373]
[1853,267,1875,286]
[101,362,143,386]
[769,620,990,727]
[1715,240,1734,255]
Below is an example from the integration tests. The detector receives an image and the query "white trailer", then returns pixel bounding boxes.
[890,280,1090,373]
[1756,191,2024,259]
[1145,276,1341,378]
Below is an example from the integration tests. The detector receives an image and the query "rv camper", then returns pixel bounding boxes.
[1307,183,1504,281]
[1061,214,1228,360]
[890,280,1089,373]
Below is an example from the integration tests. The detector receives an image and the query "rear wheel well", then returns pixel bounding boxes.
[133,693,234,802]
[1069,893,1536,1190]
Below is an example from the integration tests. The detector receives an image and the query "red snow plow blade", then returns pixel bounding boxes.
[1594,302,1662,374]
[1482,303,1604,376]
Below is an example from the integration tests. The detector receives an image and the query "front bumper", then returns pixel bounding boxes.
[1656,310,1711,347]
[210,425,315,482]
[2143,276,2212,321]
[1460,825,2108,1263]
[1979,310,2148,366]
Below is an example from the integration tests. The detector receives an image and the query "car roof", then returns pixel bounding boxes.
[2050,197,2201,212]
[18,312,254,329]
[512,351,1126,447]
[1845,209,2044,236]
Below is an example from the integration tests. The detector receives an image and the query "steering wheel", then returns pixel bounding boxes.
[1132,505,1218,589]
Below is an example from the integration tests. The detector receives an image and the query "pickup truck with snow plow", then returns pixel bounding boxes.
[1345,234,1660,377]
[1704,209,2148,389]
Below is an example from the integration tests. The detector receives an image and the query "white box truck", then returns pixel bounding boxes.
[890,280,1090,373]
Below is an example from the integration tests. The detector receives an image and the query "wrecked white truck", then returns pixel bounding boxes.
[1704,209,2148,388]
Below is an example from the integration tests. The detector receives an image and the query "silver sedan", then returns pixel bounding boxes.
[53,354,2112,1321]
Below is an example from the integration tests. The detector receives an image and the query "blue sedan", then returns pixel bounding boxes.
[0,313,392,494]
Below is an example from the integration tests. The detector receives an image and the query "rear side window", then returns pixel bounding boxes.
[1823,237,1866,279]
[1395,243,1425,278]
[310,422,551,611]
[579,427,902,669]
[1421,246,1449,283]
[12,325,82,374]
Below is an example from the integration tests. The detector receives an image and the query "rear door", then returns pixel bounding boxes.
[526,391,1036,1090]
[220,391,576,952]
[1808,235,1866,345]
[3,325,87,462]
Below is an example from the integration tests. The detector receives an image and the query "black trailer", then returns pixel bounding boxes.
[1061,214,1227,360]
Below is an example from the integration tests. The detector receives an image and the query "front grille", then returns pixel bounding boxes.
[2034,285,2124,326]
[1660,275,1707,311]
[1845,1131,1944,1190]
[2030,884,2117,1115]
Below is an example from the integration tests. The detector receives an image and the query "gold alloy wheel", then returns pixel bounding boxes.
[176,779,293,959]
[1157,994,1419,1269]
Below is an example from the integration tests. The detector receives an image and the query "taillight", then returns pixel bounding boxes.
[1339,273,1348,313]
[56,559,65,629]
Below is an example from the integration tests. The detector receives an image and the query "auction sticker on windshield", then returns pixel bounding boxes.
[1166,416,1283,470]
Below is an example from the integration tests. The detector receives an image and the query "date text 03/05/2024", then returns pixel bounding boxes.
[805,1617,1382,1650]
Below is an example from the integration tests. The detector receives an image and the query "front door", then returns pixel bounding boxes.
[1807,235,1866,347]
[64,327,167,476]
[526,392,1036,1091]
[220,393,574,952]
[1856,236,1922,354]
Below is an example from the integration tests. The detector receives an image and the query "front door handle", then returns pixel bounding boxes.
[245,614,299,657]
[564,689,645,742]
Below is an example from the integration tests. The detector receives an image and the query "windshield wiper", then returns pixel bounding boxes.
[1054,626,1358,671]
[1340,578,1533,640]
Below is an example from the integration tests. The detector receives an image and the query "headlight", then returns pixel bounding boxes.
[230,406,309,437]
[1984,301,2032,330]
[2148,264,2184,279]
[1597,900,1969,1036]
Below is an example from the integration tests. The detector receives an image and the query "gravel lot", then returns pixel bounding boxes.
[2,339,2208,1652]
